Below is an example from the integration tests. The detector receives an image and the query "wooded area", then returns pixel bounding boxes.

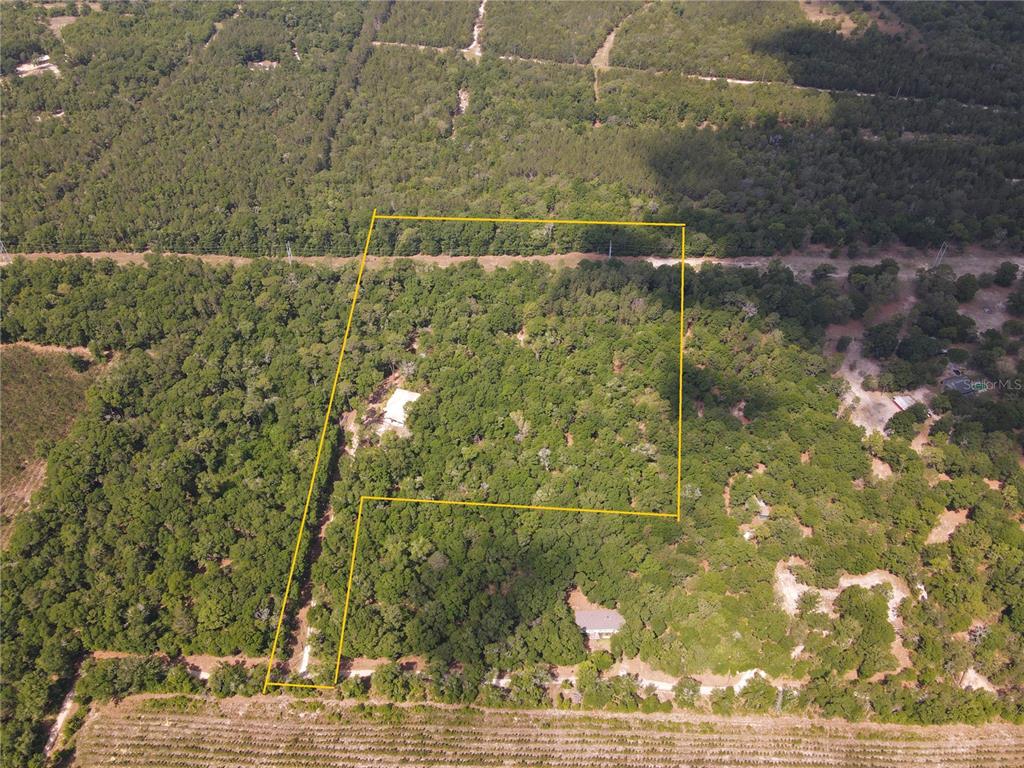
[376,0,477,49]
[2,2,1022,255]
[2,254,1021,765]
[1,3,1023,766]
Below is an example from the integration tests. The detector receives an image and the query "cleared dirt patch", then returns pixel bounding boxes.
[961,667,997,694]
[799,1,858,37]
[926,509,969,545]
[774,560,915,675]
[90,650,266,682]
[871,456,893,480]
[7,245,1017,279]
[959,284,1012,333]
[47,15,77,39]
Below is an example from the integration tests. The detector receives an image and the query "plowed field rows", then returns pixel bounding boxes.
[74,697,1024,768]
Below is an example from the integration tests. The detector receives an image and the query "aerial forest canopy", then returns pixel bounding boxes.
[2,2,1024,766]
[2,254,1023,766]
[1,1,1023,255]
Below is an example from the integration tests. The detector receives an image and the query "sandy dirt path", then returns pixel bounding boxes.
[4,247,1018,278]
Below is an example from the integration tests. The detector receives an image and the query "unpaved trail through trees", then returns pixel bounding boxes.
[5,247,1018,279]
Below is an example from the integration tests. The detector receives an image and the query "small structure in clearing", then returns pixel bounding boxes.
[892,394,918,411]
[568,587,624,641]
[378,388,421,436]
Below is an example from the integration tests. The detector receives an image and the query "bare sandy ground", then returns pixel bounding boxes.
[0,459,45,548]
[91,650,267,679]
[926,509,970,545]
[47,15,77,39]
[5,246,1019,279]
[774,559,915,674]
[960,284,1013,333]
[2,250,611,272]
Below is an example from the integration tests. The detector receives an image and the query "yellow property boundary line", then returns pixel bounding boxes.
[262,212,685,692]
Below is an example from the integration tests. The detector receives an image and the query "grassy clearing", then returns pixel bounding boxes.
[0,344,99,543]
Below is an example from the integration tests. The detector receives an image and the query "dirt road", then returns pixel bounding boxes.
[3,246,1019,278]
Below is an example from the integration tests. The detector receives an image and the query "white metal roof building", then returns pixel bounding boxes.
[573,608,625,640]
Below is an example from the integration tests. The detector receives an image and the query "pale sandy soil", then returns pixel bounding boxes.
[774,559,914,675]
[826,285,938,434]
[90,650,266,680]
[590,24,616,71]
[44,690,78,759]
[774,557,809,616]
[833,335,901,433]
[5,340,92,357]
[960,284,1013,333]
[591,2,650,72]
[2,250,613,272]
[730,400,752,425]
[247,60,278,72]
[925,509,970,545]
[567,586,605,612]
[910,417,936,453]
[692,668,790,696]
[344,655,426,677]
[0,342,100,546]
[961,667,997,694]
[801,2,922,47]
[6,245,1018,277]
[611,657,677,697]
[799,1,858,36]
[286,604,313,674]
[871,456,893,480]
[0,459,46,547]
[462,0,486,58]
[373,40,449,54]
[16,58,61,78]
[341,410,360,456]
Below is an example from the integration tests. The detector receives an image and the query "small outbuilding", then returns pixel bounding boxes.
[892,395,918,411]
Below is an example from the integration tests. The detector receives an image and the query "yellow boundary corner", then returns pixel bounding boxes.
[263,212,685,692]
